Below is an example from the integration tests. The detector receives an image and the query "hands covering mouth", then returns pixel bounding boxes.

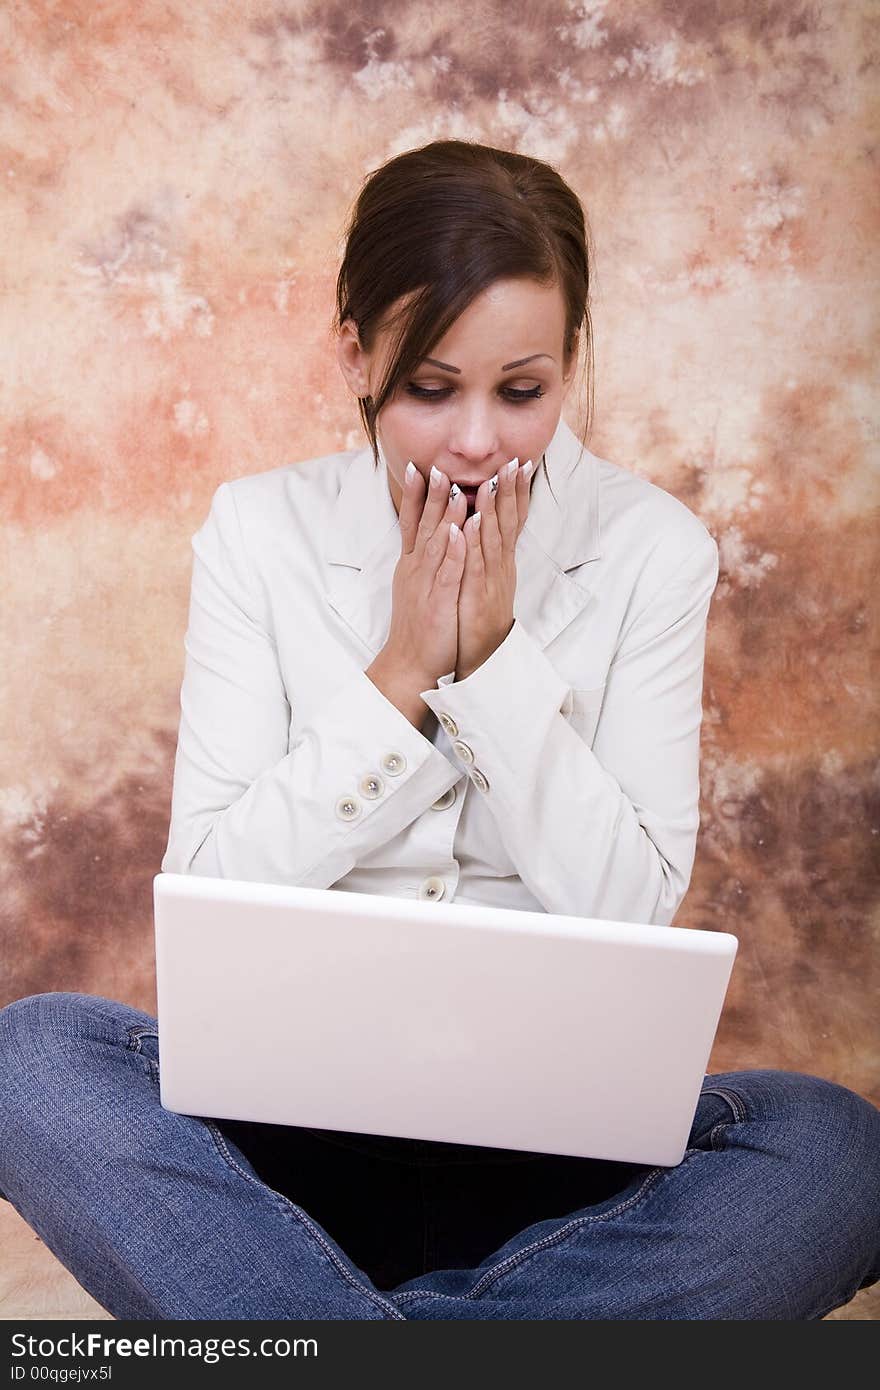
[389,456,534,685]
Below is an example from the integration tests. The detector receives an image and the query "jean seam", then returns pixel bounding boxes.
[126,1027,160,1082]
[701,1086,748,1124]
[709,1121,733,1151]
[204,1119,406,1320]
[126,1026,158,1054]
[391,1162,665,1305]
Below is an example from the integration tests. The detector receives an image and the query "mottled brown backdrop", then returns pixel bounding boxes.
[1,0,877,1317]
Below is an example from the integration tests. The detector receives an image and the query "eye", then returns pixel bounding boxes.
[405,384,545,404]
[504,386,545,403]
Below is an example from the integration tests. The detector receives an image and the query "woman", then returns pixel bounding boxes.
[1,140,878,1320]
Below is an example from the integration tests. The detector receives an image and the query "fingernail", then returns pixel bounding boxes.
[488,473,498,494]
[405,461,416,484]
[505,457,519,479]
[450,521,460,540]
[521,459,534,481]
[430,465,444,488]
[449,482,461,501]
[472,510,482,530]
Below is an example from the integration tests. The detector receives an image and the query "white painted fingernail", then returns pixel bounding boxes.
[522,459,534,481]
[449,483,461,501]
[430,465,444,488]
[405,461,416,484]
[472,510,482,530]
[450,521,460,540]
[488,473,498,494]
[505,457,519,478]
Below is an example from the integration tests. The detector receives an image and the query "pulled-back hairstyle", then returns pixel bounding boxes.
[333,139,595,498]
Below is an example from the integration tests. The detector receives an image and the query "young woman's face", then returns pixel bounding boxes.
[360,278,577,518]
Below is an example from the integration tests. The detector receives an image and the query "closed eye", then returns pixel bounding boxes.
[405,384,545,404]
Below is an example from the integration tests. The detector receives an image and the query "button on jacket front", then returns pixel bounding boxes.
[161,416,719,926]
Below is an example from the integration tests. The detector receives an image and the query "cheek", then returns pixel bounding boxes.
[379,402,440,456]
[523,399,559,450]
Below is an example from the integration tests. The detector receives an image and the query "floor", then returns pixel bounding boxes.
[1,1202,876,1320]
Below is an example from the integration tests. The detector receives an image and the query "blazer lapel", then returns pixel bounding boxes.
[323,447,403,658]
[324,415,602,660]
[514,416,602,651]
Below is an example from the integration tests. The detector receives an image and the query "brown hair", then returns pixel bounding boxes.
[333,139,595,499]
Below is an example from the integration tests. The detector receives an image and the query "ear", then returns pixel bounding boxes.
[336,318,372,399]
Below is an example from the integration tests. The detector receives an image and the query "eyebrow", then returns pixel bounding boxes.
[419,353,555,374]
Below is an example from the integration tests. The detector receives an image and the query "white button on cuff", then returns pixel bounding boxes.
[430,785,457,811]
[471,769,490,794]
[381,752,406,776]
[335,796,362,821]
[418,876,446,901]
[438,712,459,737]
[451,739,474,765]
[359,774,384,799]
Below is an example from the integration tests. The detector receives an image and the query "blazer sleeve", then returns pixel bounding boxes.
[160,482,460,887]
[419,534,720,926]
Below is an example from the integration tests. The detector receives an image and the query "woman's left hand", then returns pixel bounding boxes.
[454,457,533,682]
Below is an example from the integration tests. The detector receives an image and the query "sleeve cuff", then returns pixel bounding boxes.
[420,619,572,732]
[345,664,461,799]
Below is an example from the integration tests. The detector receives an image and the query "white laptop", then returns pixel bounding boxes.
[153,872,737,1167]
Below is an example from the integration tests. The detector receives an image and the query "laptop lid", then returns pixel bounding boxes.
[153,872,738,1167]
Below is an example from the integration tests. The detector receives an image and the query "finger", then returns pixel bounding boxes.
[474,468,497,523]
[424,479,469,582]
[398,461,427,555]
[447,482,469,527]
[433,517,466,596]
[494,456,520,546]
[476,468,503,567]
[415,465,458,556]
[465,509,485,579]
[515,458,534,535]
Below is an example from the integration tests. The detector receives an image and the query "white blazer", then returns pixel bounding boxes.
[161,415,719,927]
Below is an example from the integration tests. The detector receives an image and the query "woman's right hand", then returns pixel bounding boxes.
[383,462,468,686]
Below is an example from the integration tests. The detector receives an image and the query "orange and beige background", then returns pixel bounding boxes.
[1,1,877,1318]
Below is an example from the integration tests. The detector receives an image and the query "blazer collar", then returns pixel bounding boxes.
[324,414,602,659]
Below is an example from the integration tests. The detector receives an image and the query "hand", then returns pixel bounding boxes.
[455,457,533,681]
[383,462,468,686]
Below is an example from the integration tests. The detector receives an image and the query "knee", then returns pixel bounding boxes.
[0,993,159,1190]
[761,1069,879,1167]
[789,1073,880,1292]
[0,991,156,1088]
[708,1068,880,1304]
[0,994,98,1201]
[1,992,81,1063]
[714,1066,878,1140]
[724,1067,880,1239]
[711,1066,879,1195]
[3,990,99,1049]
[800,1073,880,1207]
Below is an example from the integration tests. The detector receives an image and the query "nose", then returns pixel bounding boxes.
[445,396,502,465]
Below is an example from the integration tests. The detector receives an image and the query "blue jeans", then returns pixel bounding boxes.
[1,991,878,1320]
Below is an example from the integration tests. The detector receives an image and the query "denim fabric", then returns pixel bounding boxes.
[1,991,878,1320]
